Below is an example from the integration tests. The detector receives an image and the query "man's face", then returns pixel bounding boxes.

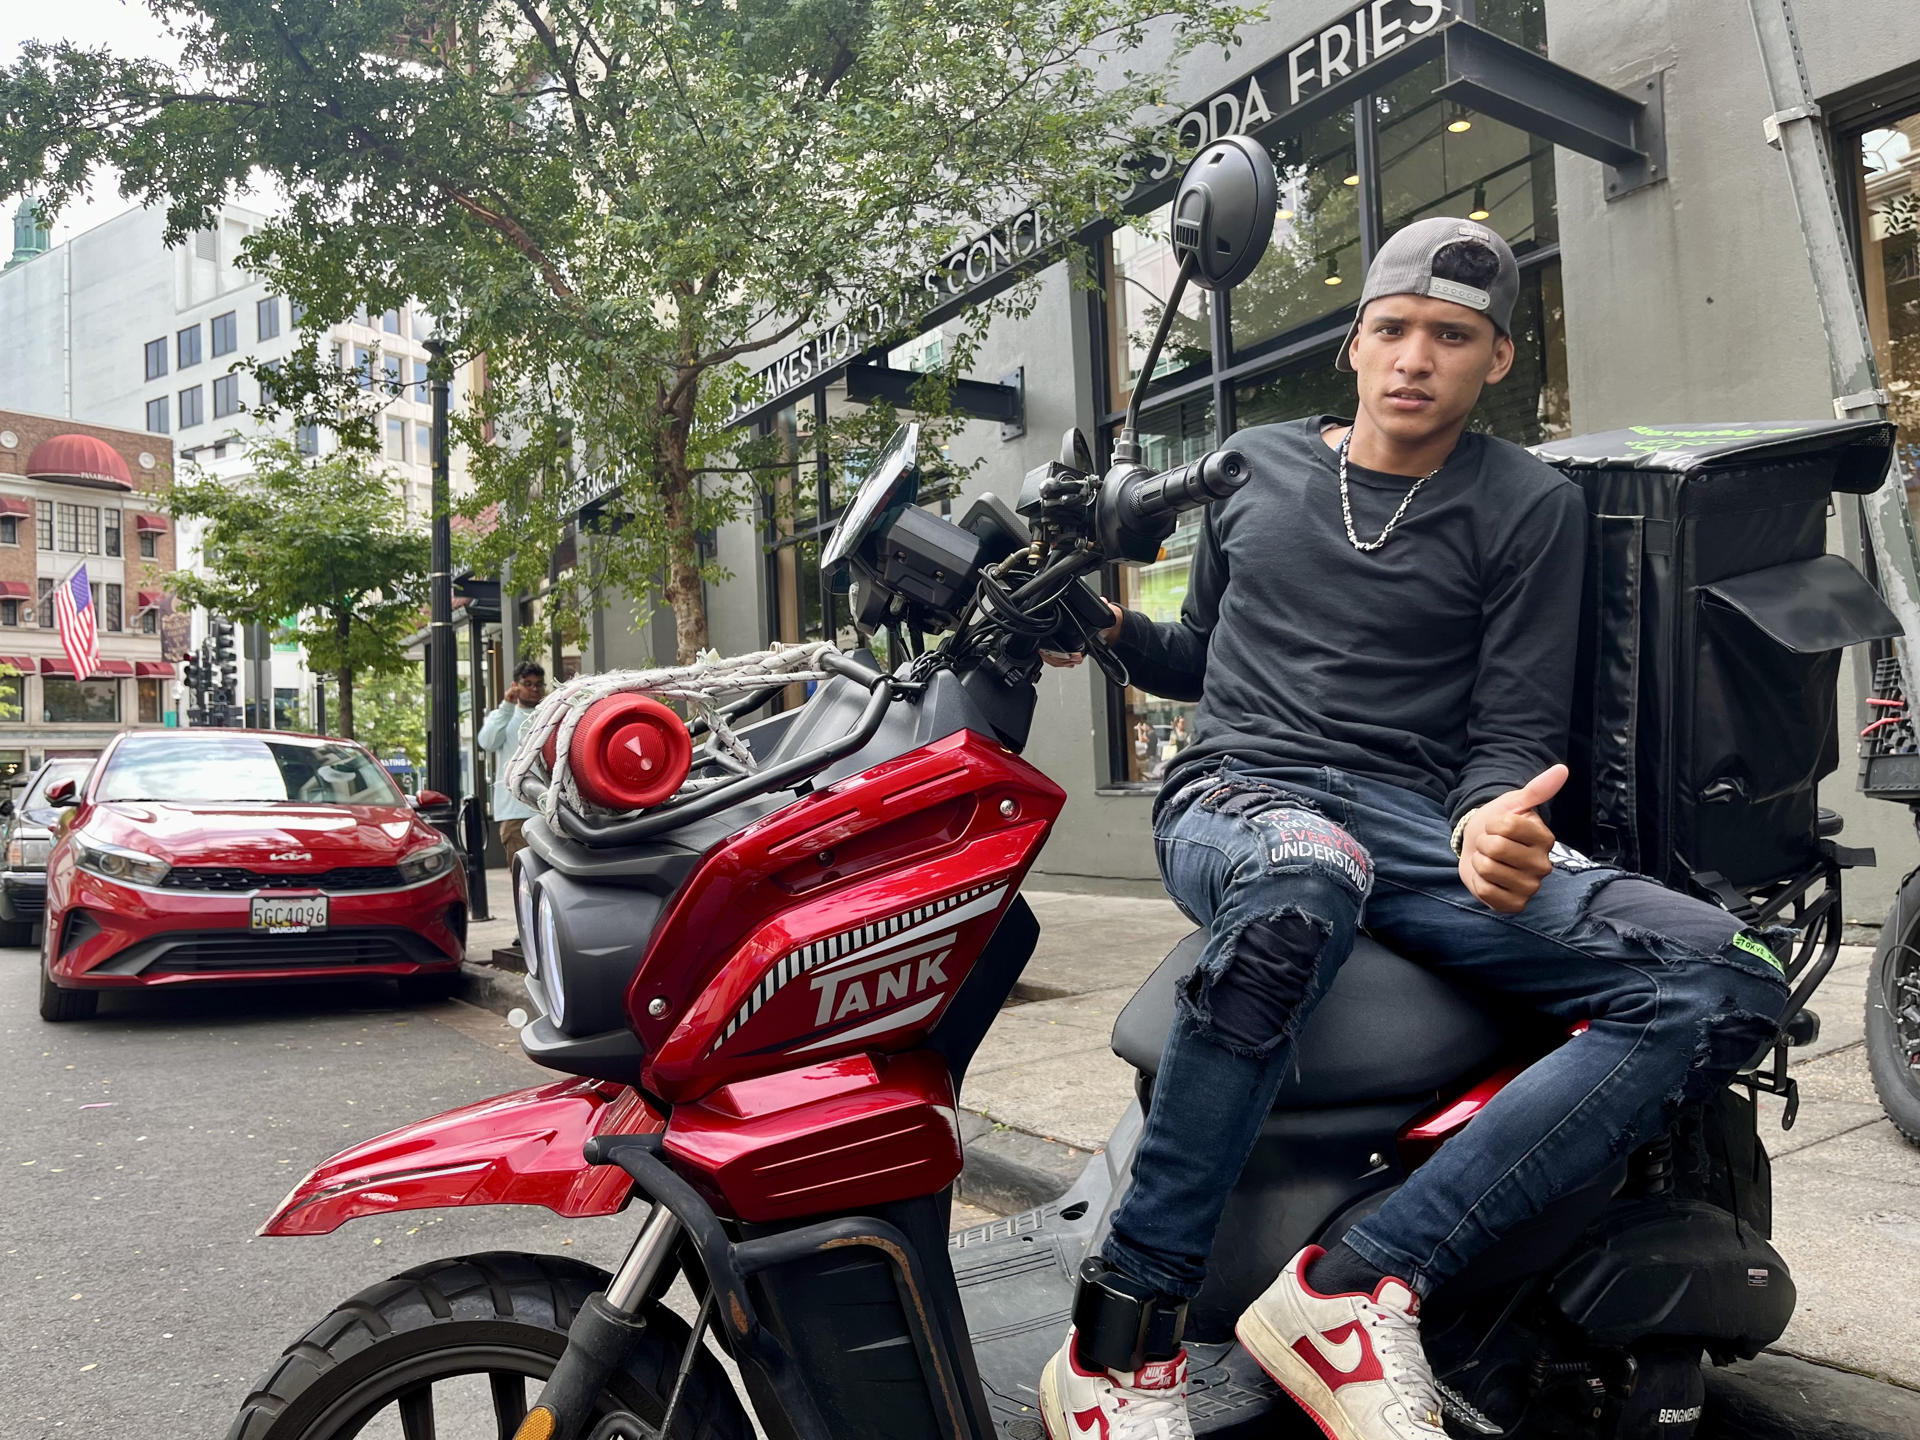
[1346,293,1514,446]
[517,673,547,705]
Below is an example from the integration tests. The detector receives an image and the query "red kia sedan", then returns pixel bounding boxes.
[37,729,467,1021]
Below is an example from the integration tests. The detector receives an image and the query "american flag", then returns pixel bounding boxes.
[53,565,101,682]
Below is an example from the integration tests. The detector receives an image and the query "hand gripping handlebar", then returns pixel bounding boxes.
[1097,447,1250,563]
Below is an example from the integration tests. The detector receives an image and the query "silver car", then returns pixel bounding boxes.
[0,758,95,945]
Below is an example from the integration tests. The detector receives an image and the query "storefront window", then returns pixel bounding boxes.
[1376,60,1557,251]
[137,678,163,724]
[1859,115,1920,488]
[44,678,119,724]
[1230,107,1361,358]
[1107,205,1214,413]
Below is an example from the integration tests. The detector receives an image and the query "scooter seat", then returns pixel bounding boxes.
[1111,931,1514,1108]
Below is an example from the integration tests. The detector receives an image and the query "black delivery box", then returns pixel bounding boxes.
[1532,420,1900,895]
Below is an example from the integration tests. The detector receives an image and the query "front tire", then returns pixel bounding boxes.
[38,960,97,1021]
[225,1252,750,1440]
[1867,876,1920,1145]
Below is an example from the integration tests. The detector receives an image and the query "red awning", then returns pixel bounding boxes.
[0,497,30,519]
[24,433,134,491]
[96,659,135,675]
[135,660,176,677]
[43,657,134,677]
[134,513,169,533]
[0,581,29,600]
[41,658,73,676]
[136,590,163,610]
[0,655,33,673]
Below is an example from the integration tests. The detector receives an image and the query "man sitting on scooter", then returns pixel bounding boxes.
[1039,218,1791,1440]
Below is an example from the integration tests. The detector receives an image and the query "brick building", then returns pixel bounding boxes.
[0,409,180,777]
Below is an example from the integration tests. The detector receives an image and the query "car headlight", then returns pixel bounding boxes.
[6,836,50,868]
[73,836,170,887]
[514,866,540,978]
[537,887,565,1027]
[397,839,456,884]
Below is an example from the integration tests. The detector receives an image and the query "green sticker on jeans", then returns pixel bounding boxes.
[1731,931,1784,973]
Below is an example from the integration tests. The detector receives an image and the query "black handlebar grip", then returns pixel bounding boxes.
[1121,448,1250,527]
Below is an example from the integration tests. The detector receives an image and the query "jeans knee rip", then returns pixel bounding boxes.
[1676,1006,1780,1106]
[1180,906,1331,1058]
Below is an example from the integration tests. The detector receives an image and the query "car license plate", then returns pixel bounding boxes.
[250,895,329,933]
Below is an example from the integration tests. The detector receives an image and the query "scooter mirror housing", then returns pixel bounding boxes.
[1169,134,1277,292]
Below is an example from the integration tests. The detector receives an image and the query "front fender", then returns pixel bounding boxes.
[262,1078,662,1236]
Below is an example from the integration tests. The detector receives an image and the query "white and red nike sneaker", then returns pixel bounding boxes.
[1038,1327,1195,1440]
[1234,1246,1446,1440]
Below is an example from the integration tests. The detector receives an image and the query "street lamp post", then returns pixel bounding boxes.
[424,338,460,809]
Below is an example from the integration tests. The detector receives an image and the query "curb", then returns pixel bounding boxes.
[1703,1352,1920,1439]
[456,960,1097,1213]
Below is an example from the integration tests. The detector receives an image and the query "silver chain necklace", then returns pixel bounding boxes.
[1337,428,1442,552]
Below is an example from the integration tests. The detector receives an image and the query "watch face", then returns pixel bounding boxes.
[822,423,919,568]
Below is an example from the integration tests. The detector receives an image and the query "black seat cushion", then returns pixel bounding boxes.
[1111,931,1518,1108]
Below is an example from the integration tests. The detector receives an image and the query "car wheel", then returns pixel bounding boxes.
[38,960,97,1022]
[397,970,463,1005]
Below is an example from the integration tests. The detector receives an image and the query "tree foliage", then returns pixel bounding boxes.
[1,0,1249,660]
[166,439,429,740]
[350,667,428,771]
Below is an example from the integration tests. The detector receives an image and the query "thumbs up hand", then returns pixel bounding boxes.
[1457,764,1567,914]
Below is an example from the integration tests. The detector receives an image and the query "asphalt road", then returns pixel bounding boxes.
[0,947,645,1440]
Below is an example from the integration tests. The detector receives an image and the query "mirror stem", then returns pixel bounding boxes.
[1115,254,1198,466]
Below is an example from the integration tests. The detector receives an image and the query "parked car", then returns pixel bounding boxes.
[0,758,97,946]
[37,729,468,1021]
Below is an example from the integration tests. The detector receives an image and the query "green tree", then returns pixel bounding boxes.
[351,668,428,772]
[168,439,429,740]
[1,0,1247,661]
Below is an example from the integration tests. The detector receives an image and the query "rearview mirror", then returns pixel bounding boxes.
[0,798,13,820]
[415,788,451,809]
[46,779,78,806]
[1170,135,1277,292]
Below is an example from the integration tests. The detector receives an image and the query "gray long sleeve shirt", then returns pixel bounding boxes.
[1115,416,1588,825]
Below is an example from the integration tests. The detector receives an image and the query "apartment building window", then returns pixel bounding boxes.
[35,501,52,552]
[257,296,280,341]
[145,398,169,434]
[289,299,306,326]
[138,677,163,723]
[37,577,53,628]
[0,600,18,627]
[103,583,122,632]
[258,360,280,408]
[177,325,202,369]
[105,510,121,557]
[382,354,402,395]
[415,421,431,463]
[213,373,241,419]
[139,529,159,560]
[0,517,16,547]
[354,346,373,389]
[382,308,402,335]
[57,503,101,554]
[386,417,407,462]
[143,338,168,380]
[179,385,204,429]
[412,358,429,403]
[210,310,238,357]
[140,608,159,635]
[295,423,319,456]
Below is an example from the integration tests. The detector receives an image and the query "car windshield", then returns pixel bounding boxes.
[95,737,404,806]
[19,761,93,821]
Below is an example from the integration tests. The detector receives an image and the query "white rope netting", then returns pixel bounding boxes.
[507,640,843,822]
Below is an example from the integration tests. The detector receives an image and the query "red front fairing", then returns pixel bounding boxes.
[260,1079,659,1236]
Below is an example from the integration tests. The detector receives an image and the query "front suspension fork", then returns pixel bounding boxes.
[513,1203,685,1440]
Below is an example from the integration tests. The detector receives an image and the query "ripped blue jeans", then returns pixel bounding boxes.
[1100,761,1789,1301]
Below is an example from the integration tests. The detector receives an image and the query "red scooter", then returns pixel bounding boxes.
[228,141,1845,1440]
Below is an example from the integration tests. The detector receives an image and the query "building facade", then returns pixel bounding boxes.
[0,199,471,729]
[0,410,180,777]
[666,0,1920,923]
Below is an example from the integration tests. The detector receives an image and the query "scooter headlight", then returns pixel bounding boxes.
[536,887,565,1027]
[514,864,539,979]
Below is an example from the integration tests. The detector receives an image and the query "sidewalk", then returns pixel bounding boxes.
[459,873,1920,1390]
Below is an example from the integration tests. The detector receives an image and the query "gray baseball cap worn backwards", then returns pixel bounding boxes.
[1335,216,1520,372]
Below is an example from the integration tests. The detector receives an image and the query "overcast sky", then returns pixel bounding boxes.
[3,0,185,243]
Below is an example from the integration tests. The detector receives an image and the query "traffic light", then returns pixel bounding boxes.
[210,619,238,711]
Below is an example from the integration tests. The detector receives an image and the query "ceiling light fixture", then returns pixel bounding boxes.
[1469,183,1491,221]
[1324,255,1343,286]
[1448,106,1474,134]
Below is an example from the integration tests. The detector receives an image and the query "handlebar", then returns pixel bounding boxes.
[1116,448,1250,529]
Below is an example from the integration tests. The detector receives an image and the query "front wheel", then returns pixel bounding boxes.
[38,960,96,1021]
[1867,876,1920,1145]
[225,1252,751,1440]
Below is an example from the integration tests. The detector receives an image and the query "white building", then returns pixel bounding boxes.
[0,197,470,727]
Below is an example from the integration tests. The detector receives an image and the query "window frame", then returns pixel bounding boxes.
[105,510,121,557]
[257,296,281,341]
[143,338,168,381]
[42,676,120,725]
[145,397,170,435]
[212,372,242,419]
[35,501,52,552]
[210,310,238,358]
[0,516,15,548]
[139,530,160,560]
[103,582,123,633]
[178,384,205,429]
[177,324,202,369]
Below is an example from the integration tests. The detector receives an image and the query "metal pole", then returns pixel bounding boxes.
[425,338,461,805]
[1747,0,1920,702]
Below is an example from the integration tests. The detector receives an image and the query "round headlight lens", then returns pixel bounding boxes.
[397,838,455,884]
[536,887,565,1027]
[514,864,539,979]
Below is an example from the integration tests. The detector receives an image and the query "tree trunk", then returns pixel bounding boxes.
[336,611,355,739]
[660,375,708,664]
